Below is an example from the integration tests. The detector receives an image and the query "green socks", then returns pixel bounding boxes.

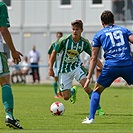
[2,84,14,119]
[88,91,93,99]
[53,82,58,96]
[70,87,75,97]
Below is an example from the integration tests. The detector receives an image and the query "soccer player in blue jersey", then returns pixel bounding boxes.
[82,10,133,124]
[48,20,105,115]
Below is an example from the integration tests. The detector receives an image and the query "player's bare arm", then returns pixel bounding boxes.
[84,47,99,88]
[0,27,23,64]
[96,58,103,70]
[48,54,51,66]
[48,50,57,77]
[0,27,16,52]
[129,34,133,44]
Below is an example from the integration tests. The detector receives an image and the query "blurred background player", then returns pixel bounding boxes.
[48,32,63,98]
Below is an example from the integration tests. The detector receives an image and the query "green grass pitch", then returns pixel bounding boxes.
[0,83,133,133]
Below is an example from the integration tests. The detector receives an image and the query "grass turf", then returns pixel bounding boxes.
[0,84,133,133]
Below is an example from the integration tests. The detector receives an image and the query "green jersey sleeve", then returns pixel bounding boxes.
[84,39,92,56]
[48,43,55,54]
[54,39,64,53]
[0,2,10,27]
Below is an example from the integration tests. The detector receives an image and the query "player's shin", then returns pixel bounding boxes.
[89,91,100,119]
[70,87,75,97]
[88,91,102,110]
[53,82,58,96]
[2,84,14,119]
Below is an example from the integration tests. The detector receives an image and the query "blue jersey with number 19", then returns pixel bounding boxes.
[93,24,133,67]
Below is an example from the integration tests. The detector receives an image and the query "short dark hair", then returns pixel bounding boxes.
[56,32,63,36]
[71,20,83,30]
[101,10,114,24]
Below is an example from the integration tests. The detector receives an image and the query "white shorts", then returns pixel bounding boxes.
[53,67,58,77]
[58,66,87,91]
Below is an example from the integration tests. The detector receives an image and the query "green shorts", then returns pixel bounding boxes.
[0,53,10,77]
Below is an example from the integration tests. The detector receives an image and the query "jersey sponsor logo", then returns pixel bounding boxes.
[106,46,127,57]
[64,50,79,63]
[67,50,79,58]
[64,57,78,63]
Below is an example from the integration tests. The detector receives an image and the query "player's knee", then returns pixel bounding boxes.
[94,83,105,94]
[95,88,104,94]
[84,86,93,94]
[63,96,69,101]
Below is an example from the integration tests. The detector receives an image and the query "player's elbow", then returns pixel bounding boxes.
[0,27,8,35]
[90,56,97,62]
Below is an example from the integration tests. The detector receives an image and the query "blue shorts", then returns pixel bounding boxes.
[97,64,133,88]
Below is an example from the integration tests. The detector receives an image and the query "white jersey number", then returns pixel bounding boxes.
[106,30,125,47]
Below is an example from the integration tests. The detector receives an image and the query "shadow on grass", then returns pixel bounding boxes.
[75,113,133,117]
[106,113,133,116]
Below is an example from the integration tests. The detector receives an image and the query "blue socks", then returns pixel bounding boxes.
[89,91,100,119]
[88,91,101,110]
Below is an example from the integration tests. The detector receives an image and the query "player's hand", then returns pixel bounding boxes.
[11,50,23,64]
[48,67,54,77]
[84,78,91,89]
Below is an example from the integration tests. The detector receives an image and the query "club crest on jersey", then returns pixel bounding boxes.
[67,50,79,58]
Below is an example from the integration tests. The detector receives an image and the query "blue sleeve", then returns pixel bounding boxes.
[92,33,102,47]
[126,28,133,37]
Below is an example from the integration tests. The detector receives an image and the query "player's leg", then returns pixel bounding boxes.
[1,76,23,129]
[80,78,105,115]
[53,67,59,98]
[82,83,105,124]
[89,83,105,121]
[1,75,14,119]
[57,74,63,98]
[53,76,58,98]
[59,72,75,101]
[121,65,133,85]
[75,66,105,115]
[82,67,119,124]
[0,53,23,129]
[70,85,77,104]
[57,88,63,98]
[68,70,78,104]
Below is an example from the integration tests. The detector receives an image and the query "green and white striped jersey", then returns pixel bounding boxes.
[54,34,92,73]
[48,41,61,69]
[0,2,10,52]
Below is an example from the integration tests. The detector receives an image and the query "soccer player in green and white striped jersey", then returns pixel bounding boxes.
[48,32,63,98]
[48,20,105,115]
[0,2,23,129]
